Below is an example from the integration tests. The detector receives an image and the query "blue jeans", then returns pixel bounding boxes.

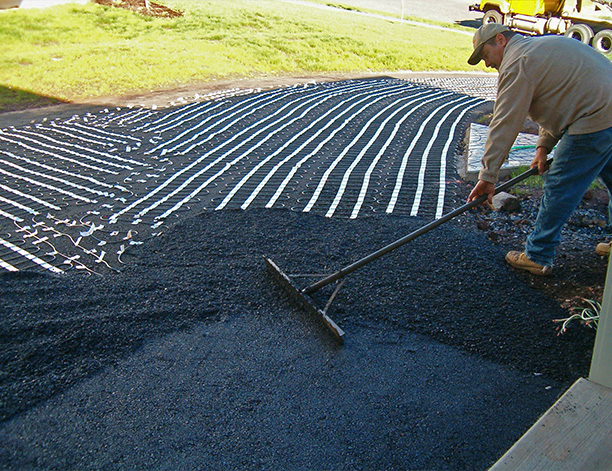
[525,126,612,267]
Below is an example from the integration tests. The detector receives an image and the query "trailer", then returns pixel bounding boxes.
[469,0,612,55]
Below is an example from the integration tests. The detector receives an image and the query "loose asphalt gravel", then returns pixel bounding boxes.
[0,205,595,470]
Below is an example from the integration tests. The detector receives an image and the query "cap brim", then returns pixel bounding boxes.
[468,44,484,65]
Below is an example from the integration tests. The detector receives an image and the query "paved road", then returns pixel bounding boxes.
[332,0,482,25]
[8,0,483,26]
[4,0,87,8]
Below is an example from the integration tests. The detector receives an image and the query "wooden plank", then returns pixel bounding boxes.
[490,378,612,471]
[590,257,612,389]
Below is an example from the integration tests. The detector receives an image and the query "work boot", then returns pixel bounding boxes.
[505,251,552,276]
[596,241,611,256]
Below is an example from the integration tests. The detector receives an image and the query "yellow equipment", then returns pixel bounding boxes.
[469,0,612,54]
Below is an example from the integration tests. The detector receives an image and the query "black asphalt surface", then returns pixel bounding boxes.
[1,207,593,470]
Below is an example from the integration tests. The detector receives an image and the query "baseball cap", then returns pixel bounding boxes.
[468,23,510,65]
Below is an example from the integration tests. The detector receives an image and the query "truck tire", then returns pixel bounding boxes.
[483,10,503,25]
[564,24,594,44]
[593,29,612,55]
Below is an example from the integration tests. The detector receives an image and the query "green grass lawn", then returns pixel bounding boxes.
[0,0,481,111]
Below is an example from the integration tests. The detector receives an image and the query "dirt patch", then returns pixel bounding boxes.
[92,0,183,18]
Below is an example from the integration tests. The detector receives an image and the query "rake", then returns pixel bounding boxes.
[265,161,550,343]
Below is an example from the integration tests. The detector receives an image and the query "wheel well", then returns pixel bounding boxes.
[481,3,507,14]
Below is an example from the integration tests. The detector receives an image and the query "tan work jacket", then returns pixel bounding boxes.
[480,34,612,183]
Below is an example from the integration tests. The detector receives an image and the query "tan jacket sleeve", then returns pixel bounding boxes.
[479,57,536,183]
[536,127,559,153]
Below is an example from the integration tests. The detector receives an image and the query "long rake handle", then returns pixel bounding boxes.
[303,160,551,295]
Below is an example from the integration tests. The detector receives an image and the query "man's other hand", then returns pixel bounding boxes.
[531,147,550,175]
[467,180,496,204]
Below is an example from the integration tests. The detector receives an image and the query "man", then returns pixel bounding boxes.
[467,23,612,275]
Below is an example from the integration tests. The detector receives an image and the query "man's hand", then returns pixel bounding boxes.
[467,180,496,204]
[531,147,550,175]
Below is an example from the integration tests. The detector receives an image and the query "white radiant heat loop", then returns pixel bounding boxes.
[0,150,116,190]
[0,132,136,170]
[0,158,112,199]
[263,85,426,210]
[109,81,376,223]
[305,91,453,215]
[386,96,478,215]
[0,134,120,175]
[0,167,95,204]
[319,91,454,218]
[409,96,482,217]
[151,83,379,220]
[0,236,63,274]
[10,129,145,167]
[434,100,484,219]
[215,83,417,211]
[144,87,294,155]
[52,122,137,146]
[348,96,478,219]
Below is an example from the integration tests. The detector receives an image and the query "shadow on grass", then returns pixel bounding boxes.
[0,85,67,113]
[456,19,481,29]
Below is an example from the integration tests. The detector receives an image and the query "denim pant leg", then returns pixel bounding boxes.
[595,150,612,226]
[525,126,612,267]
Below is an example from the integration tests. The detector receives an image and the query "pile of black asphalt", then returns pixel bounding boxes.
[0,206,595,470]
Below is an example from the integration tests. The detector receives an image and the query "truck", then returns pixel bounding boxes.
[469,0,612,55]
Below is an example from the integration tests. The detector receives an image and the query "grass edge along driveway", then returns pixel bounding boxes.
[0,0,481,111]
